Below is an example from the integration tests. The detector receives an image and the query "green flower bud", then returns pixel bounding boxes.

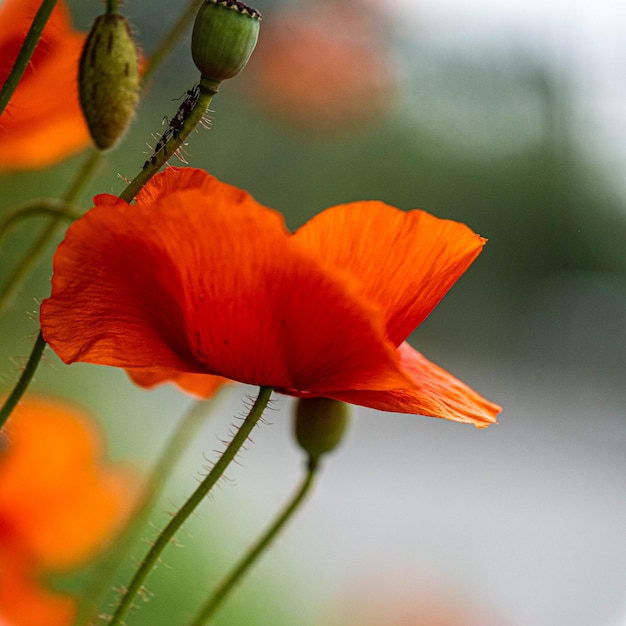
[191,0,261,92]
[78,14,140,150]
[294,398,350,463]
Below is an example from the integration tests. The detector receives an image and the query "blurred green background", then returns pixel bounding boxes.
[1,0,625,624]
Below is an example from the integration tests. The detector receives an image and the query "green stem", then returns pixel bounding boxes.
[62,149,102,206]
[0,0,211,425]
[119,79,217,202]
[0,71,213,415]
[141,0,205,85]
[0,150,100,315]
[0,330,46,430]
[0,0,58,116]
[0,200,81,245]
[106,0,120,15]
[0,0,209,304]
[0,0,209,301]
[107,386,273,626]
[77,394,226,626]
[188,458,320,626]
[0,218,60,313]
[1,0,205,298]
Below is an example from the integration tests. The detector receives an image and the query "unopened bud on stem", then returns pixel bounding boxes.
[294,398,350,464]
[78,13,140,150]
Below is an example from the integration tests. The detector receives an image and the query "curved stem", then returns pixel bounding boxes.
[0,218,64,313]
[1,0,206,299]
[62,149,102,206]
[119,79,217,202]
[77,394,227,626]
[141,0,205,85]
[107,386,273,626]
[0,330,46,430]
[0,150,100,315]
[188,457,320,626]
[0,1,212,426]
[0,0,209,301]
[0,0,58,115]
[0,200,81,245]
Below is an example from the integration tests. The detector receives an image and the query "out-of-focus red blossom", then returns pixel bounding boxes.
[244,0,397,134]
[41,167,500,427]
[0,0,89,171]
[0,397,135,626]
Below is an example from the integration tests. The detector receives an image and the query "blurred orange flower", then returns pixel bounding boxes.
[0,0,89,171]
[245,0,397,134]
[0,397,134,626]
[41,167,501,427]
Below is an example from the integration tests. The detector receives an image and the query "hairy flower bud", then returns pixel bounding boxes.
[191,0,261,92]
[294,398,350,463]
[78,13,140,150]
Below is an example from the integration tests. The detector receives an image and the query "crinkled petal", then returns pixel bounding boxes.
[41,168,414,395]
[327,342,501,427]
[127,368,230,399]
[293,202,486,345]
[133,165,213,204]
[0,397,134,570]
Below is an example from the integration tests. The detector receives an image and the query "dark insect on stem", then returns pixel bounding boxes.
[142,84,200,169]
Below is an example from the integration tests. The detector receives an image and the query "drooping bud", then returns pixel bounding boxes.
[78,13,140,150]
[191,0,261,92]
[293,398,350,463]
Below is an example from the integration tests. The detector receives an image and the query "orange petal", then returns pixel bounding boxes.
[293,203,486,345]
[327,342,501,427]
[0,0,89,170]
[41,168,414,396]
[133,165,214,204]
[127,368,231,399]
[0,397,135,570]
[0,542,75,626]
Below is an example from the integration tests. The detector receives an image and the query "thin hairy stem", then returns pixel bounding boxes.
[107,387,273,626]
[1,0,207,301]
[0,150,100,314]
[61,149,103,205]
[119,78,216,202]
[0,1,217,428]
[0,330,46,430]
[0,0,211,304]
[188,458,320,626]
[0,0,58,115]
[77,394,227,626]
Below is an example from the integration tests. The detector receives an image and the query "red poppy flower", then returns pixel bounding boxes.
[0,0,89,171]
[41,167,501,427]
[0,396,134,626]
